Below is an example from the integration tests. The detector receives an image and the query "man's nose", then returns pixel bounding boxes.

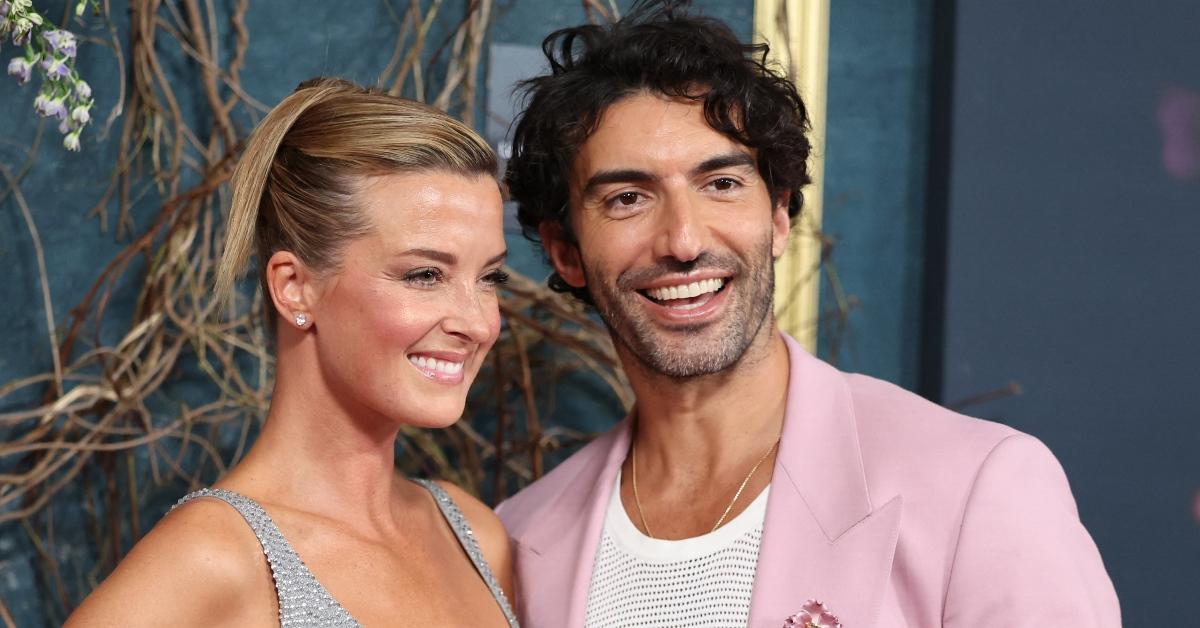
[652,192,708,263]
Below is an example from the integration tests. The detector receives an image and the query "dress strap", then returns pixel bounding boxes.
[413,479,519,627]
[171,488,361,627]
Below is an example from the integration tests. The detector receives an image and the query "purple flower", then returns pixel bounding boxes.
[7,55,32,84]
[63,129,81,152]
[42,29,77,58]
[0,1,10,19]
[46,99,67,119]
[74,79,91,100]
[39,55,70,81]
[10,8,40,42]
[34,92,67,119]
[12,18,35,45]
[783,600,842,628]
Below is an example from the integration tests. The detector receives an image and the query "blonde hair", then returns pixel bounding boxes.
[215,77,497,311]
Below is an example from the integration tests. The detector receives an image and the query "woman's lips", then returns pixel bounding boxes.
[407,353,467,384]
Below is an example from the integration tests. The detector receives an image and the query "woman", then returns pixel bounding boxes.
[67,78,517,627]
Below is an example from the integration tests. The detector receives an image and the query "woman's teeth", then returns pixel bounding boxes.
[645,278,725,302]
[408,355,464,375]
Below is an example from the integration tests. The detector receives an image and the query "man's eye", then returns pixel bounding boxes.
[616,192,641,206]
[711,177,739,191]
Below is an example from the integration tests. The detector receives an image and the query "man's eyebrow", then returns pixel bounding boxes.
[583,169,657,195]
[581,152,755,194]
[690,152,756,177]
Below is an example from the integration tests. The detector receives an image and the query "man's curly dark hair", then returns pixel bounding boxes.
[505,0,813,302]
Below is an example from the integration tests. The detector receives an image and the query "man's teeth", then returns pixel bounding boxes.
[408,355,464,375]
[646,278,725,301]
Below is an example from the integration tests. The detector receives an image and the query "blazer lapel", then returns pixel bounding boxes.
[509,419,632,628]
[747,335,903,628]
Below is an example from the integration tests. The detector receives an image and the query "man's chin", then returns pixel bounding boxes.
[634,349,743,379]
[625,328,750,378]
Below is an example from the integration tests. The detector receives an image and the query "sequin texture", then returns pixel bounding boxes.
[172,488,361,627]
[172,482,518,627]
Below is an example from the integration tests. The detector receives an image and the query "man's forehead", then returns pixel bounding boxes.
[591,93,717,140]
[573,94,754,175]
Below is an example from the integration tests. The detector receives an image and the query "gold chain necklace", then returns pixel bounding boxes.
[630,437,780,539]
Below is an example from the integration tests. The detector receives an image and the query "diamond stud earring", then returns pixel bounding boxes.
[294,312,308,327]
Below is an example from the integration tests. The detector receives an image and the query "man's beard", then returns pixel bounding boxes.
[582,236,777,379]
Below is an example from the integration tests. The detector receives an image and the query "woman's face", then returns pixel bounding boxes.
[309,170,506,429]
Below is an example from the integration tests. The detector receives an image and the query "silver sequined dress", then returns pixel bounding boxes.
[172,480,518,627]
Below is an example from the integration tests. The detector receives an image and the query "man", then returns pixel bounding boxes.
[496,2,1120,627]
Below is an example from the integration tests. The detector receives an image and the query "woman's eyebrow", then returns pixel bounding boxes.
[397,248,456,264]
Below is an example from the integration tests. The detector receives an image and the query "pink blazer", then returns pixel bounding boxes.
[496,334,1120,627]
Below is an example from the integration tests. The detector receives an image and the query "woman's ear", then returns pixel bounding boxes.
[265,250,317,329]
[539,222,587,288]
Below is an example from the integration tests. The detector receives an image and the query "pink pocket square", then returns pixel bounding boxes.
[783,599,843,628]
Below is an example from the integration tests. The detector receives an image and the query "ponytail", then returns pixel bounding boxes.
[215,79,355,307]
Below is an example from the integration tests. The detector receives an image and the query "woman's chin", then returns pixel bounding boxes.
[416,416,463,430]
[392,406,467,430]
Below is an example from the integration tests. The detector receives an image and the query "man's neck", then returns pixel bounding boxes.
[621,324,791,481]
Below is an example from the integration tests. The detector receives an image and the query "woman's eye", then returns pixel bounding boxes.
[404,268,442,285]
[483,269,510,286]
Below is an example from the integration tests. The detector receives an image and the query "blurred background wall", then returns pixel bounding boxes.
[1,1,1195,625]
[930,1,1200,622]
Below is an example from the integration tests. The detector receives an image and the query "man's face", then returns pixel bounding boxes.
[544,92,791,378]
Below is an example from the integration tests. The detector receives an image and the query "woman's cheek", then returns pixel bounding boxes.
[375,302,436,347]
[489,305,503,334]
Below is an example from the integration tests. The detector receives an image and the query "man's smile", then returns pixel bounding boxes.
[634,274,732,321]
[641,277,726,303]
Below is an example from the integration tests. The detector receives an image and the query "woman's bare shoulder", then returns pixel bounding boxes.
[65,496,278,628]
[431,481,514,598]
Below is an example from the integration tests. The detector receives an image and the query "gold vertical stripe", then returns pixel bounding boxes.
[754,0,830,352]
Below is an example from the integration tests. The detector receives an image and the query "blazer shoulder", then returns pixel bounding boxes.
[845,372,1022,466]
[840,372,1042,515]
[830,371,1118,623]
[942,433,1120,625]
[495,421,625,535]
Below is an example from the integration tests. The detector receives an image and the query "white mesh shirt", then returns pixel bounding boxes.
[584,472,769,627]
